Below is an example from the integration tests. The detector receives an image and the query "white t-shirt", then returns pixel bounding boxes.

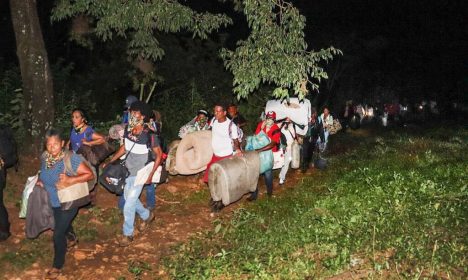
[211,119,239,157]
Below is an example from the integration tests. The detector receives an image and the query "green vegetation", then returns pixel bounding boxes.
[0,235,51,271]
[164,126,467,279]
[127,260,152,279]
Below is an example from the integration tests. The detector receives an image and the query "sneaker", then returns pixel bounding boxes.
[137,211,155,232]
[279,178,285,185]
[117,235,133,247]
[246,195,257,202]
[211,200,224,213]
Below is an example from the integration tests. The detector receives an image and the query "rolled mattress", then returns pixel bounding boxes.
[165,140,181,175]
[175,130,213,175]
[209,151,260,206]
[265,98,311,135]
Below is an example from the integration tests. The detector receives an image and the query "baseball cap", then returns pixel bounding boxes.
[124,95,138,109]
[265,111,276,120]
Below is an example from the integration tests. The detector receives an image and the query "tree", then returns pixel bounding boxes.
[52,0,340,101]
[221,0,341,100]
[51,0,232,61]
[9,0,54,154]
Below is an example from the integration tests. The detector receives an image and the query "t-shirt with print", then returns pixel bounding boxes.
[211,119,239,157]
[255,122,281,152]
[124,127,160,176]
[69,126,94,152]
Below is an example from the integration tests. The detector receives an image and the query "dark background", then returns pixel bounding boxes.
[1,0,466,127]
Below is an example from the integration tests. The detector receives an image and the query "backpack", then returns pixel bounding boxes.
[272,128,288,152]
[0,125,18,170]
[146,128,167,163]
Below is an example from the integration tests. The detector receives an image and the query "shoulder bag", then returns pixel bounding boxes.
[99,141,135,195]
[57,151,97,210]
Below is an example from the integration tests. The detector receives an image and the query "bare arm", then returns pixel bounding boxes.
[83,131,106,146]
[256,141,277,152]
[102,144,126,167]
[56,162,94,189]
[145,145,163,184]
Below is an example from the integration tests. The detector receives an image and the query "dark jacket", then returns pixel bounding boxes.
[26,186,54,239]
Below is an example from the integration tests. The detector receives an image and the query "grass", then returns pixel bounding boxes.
[163,126,468,279]
[0,206,122,273]
[0,234,52,271]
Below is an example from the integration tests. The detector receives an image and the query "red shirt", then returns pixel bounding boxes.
[255,122,281,152]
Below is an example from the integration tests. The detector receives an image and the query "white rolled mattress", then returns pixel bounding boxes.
[265,98,311,135]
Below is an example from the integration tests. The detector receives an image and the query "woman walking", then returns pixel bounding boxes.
[38,129,95,279]
[68,108,105,205]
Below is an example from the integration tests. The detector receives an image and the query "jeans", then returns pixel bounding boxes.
[251,169,273,199]
[52,207,78,269]
[0,170,10,240]
[118,183,157,210]
[122,176,150,237]
[279,148,292,181]
[317,130,329,152]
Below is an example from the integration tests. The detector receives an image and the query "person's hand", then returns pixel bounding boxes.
[81,139,91,146]
[101,160,113,169]
[145,172,155,185]
[36,180,44,188]
[56,173,72,189]
[234,149,243,157]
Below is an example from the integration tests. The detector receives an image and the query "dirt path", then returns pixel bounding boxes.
[1,153,316,280]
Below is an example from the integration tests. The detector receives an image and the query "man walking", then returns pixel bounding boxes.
[106,101,162,246]
[203,104,242,184]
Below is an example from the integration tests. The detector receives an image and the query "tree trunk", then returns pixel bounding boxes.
[9,0,54,154]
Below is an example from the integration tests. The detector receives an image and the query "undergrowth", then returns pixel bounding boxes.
[163,126,467,279]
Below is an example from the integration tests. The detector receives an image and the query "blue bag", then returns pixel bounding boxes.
[245,131,273,174]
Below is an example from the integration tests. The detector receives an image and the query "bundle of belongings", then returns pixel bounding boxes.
[178,110,210,138]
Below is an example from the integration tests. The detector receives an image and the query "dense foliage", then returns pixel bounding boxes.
[164,126,467,279]
[51,0,340,102]
[221,0,341,99]
[51,0,232,61]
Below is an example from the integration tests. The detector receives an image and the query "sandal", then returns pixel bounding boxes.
[66,232,78,249]
[45,268,61,279]
[67,238,78,249]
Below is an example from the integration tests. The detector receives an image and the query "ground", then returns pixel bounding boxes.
[0,148,318,279]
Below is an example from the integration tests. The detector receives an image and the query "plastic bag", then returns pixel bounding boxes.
[19,174,38,218]
[245,131,273,174]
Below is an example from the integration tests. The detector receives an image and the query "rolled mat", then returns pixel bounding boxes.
[209,151,260,206]
[165,140,181,175]
[175,130,213,175]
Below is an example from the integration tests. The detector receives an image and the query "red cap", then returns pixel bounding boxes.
[266,111,276,120]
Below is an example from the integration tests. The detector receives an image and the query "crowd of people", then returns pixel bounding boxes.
[0,96,338,279]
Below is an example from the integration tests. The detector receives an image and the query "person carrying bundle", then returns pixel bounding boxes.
[203,104,242,184]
